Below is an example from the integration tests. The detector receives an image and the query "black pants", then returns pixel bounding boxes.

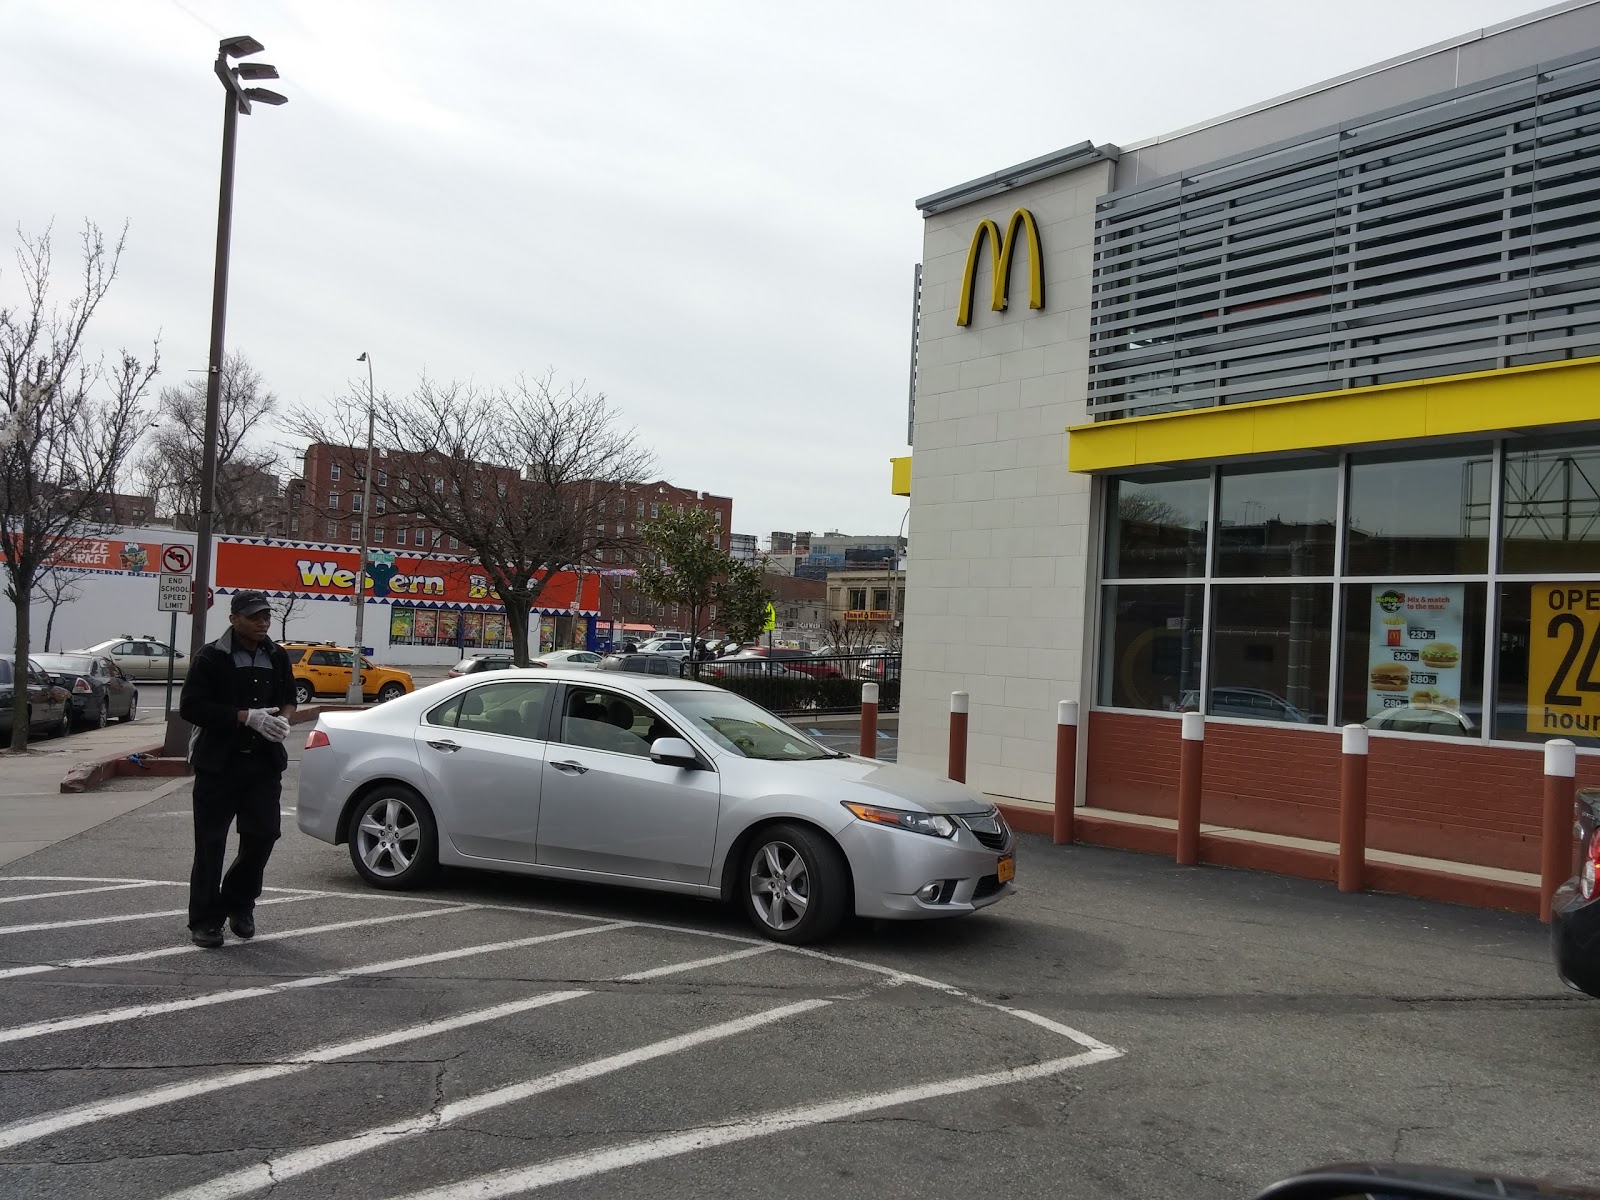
[189,760,283,930]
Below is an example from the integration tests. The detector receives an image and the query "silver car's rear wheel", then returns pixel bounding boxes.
[348,787,438,889]
[740,822,848,944]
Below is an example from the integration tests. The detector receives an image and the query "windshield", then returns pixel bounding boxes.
[656,689,835,761]
[35,655,94,674]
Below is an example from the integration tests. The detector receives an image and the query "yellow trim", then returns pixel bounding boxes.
[1067,356,1600,472]
[955,209,1044,327]
[890,455,911,496]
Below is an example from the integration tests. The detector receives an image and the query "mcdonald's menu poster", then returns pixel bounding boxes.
[1527,584,1600,737]
[1366,586,1465,716]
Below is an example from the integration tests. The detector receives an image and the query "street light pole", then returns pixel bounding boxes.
[168,35,286,755]
[347,352,377,705]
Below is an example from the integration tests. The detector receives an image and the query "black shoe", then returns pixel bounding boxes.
[228,912,255,940]
[191,925,224,949]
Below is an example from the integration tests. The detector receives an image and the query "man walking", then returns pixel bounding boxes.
[179,591,297,948]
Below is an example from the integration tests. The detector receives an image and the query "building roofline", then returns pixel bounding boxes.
[1119,0,1599,156]
[914,141,1121,216]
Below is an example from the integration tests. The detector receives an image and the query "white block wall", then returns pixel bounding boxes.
[899,161,1110,801]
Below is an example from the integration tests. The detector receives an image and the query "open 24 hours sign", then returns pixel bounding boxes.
[1528,584,1600,737]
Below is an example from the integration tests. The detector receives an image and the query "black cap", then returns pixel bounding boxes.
[231,591,271,617]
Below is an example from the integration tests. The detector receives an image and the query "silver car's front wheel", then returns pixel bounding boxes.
[348,787,438,889]
[740,822,848,944]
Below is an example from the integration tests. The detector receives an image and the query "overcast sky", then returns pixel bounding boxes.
[2,0,1555,541]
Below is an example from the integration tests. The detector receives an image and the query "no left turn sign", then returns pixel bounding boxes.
[161,544,194,575]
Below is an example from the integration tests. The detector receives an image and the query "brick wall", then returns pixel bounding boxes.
[1086,710,1600,873]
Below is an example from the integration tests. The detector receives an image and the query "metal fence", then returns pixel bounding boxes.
[682,653,900,715]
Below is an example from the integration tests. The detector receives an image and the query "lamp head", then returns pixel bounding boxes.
[219,35,265,58]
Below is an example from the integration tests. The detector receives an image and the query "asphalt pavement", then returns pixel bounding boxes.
[0,737,1594,1200]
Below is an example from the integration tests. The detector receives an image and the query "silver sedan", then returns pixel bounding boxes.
[296,669,1015,943]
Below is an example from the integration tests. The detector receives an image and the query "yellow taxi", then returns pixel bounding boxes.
[281,642,415,706]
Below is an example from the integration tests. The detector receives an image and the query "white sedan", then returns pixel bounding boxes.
[296,668,1016,943]
[531,650,602,669]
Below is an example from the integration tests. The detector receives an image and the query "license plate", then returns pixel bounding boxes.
[996,854,1015,884]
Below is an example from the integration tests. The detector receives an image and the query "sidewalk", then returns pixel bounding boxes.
[0,718,171,866]
[992,796,1543,916]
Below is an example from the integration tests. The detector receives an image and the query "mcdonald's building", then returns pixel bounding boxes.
[893,1,1600,884]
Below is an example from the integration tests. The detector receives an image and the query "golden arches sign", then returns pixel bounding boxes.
[955,208,1044,327]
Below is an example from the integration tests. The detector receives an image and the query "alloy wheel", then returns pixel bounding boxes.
[747,839,810,932]
[354,796,423,878]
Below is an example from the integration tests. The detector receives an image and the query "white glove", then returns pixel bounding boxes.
[244,708,291,743]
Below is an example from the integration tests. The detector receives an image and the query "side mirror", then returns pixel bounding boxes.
[650,737,700,769]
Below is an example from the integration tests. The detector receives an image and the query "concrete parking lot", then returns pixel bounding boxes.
[0,738,1595,1199]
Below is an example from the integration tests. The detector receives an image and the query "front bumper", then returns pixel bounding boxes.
[1552,880,1600,998]
[838,817,1016,921]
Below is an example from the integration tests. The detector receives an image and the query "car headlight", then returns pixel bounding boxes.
[841,801,956,838]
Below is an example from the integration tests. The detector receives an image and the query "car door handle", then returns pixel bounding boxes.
[426,739,461,753]
[550,760,589,774]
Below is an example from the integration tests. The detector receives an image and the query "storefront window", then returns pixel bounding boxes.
[1099,584,1204,711]
[1207,584,1332,723]
[1338,582,1486,738]
[1104,472,1209,579]
[1345,447,1491,575]
[1501,438,1600,574]
[1494,583,1600,747]
[1215,462,1338,577]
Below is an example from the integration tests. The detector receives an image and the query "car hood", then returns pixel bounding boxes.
[727,754,993,815]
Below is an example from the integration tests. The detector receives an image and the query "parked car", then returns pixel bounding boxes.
[740,646,843,678]
[595,653,685,677]
[693,651,812,680]
[1177,686,1314,723]
[1552,785,1600,999]
[0,655,71,740]
[530,650,602,670]
[296,668,1016,943]
[447,654,516,678]
[71,636,187,682]
[32,653,139,729]
[280,643,414,706]
[636,638,690,661]
[1364,703,1476,736]
[857,655,901,683]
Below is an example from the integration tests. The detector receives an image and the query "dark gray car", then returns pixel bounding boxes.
[0,655,72,740]
[33,653,139,729]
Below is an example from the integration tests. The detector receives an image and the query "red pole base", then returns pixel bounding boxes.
[1338,753,1368,893]
[1542,774,1574,923]
[859,702,878,759]
[1053,723,1077,845]
[949,711,968,783]
[1176,737,1203,866]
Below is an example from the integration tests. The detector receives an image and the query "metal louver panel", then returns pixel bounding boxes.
[1088,55,1600,419]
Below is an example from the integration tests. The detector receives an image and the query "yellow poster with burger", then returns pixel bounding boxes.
[1367,586,1465,717]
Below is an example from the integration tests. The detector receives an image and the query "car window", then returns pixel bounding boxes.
[557,687,674,758]
[308,650,337,666]
[656,689,832,761]
[428,681,553,740]
[284,647,308,664]
[649,658,673,675]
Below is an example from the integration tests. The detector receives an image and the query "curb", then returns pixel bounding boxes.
[57,704,355,794]
[996,803,1541,918]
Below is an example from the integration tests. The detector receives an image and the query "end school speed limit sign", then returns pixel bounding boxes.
[1528,584,1600,737]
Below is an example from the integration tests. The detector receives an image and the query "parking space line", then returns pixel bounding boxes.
[616,945,775,981]
[160,998,832,1200]
[0,921,626,1044]
[0,882,167,905]
[0,894,317,937]
[0,875,176,885]
[386,1044,1125,1200]
[0,989,592,1152]
[0,904,474,981]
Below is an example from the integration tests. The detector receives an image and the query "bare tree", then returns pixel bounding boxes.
[137,351,280,532]
[292,372,653,666]
[820,617,879,655]
[0,223,159,749]
[35,568,84,652]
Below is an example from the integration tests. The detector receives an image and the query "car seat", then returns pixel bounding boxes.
[606,699,634,732]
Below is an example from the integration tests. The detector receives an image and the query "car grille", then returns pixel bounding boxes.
[972,873,1004,900]
[959,811,1009,851]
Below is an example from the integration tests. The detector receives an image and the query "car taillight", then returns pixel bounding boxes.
[72,678,92,694]
[305,729,331,750]
[1580,828,1600,901]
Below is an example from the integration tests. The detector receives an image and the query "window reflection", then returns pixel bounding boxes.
[1205,584,1332,723]
[1105,473,1209,579]
[1099,585,1204,711]
[1215,463,1337,577]
[1502,439,1600,573]
[1346,448,1491,575]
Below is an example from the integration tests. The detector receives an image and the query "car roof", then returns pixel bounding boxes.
[439,665,718,695]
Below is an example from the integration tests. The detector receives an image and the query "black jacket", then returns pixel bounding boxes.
[179,629,296,773]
